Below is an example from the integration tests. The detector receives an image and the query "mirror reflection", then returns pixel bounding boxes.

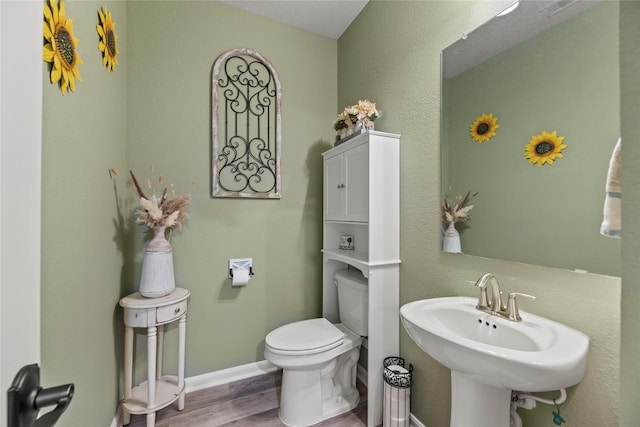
[441,0,620,276]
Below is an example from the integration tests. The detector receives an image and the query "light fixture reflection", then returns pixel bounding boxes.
[497,1,519,16]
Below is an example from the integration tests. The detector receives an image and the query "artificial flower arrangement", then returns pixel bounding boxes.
[110,167,191,230]
[442,190,477,225]
[333,99,382,131]
[524,130,567,167]
[469,113,499,143]
[43,0,83,95]
[97,6,119,72]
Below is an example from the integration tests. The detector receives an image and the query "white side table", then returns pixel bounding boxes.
[119,287,190,427]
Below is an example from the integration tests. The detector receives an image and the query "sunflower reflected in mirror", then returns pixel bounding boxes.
[97,6,119,72]
[43,0,83,95]
[469,113,500,143]
[524,130,567,167]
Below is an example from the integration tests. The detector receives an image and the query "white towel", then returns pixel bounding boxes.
[600,137,621,238]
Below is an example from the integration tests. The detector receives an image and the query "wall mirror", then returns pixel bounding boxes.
[441,0,621,276]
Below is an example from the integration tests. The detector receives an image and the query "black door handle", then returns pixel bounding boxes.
[7,364,74,427]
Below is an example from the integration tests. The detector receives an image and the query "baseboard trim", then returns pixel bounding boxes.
[411,413,427,427]
[185,360,279,393]
[187,361,370,393]
[356,363,368,386]
[110,405,122,427]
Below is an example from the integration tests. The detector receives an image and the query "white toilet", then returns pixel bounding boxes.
[264,269,368,427]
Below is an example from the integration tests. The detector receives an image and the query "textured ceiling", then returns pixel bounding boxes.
[219,0,369,39]
[444,0,600,78]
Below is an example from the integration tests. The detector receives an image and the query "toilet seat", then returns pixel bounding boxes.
[265,318,345,356]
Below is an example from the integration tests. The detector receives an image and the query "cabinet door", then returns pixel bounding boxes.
[344,143,369,222]
[324,153,344,220]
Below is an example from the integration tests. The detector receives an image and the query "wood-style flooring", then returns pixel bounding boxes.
[126,370,368,427]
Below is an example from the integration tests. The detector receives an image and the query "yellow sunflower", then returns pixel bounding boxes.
[470,113,499,143]
[524,130,567,167]
[43,0,83,95]
[97,6,119,72]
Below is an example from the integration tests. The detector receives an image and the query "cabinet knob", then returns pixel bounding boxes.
[174,307,180,314]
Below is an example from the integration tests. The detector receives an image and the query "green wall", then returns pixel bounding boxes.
[619,1,640,425]
[41,1,128,424]
[444,2,620,276]
[42,1,336,425]
[339,1,621,426]
[125,1,336,378]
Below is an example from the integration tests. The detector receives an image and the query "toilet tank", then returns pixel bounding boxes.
[335,269,369,336]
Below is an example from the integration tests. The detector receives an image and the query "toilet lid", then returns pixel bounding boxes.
[266,318,345,355]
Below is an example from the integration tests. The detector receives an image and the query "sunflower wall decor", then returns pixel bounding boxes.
[524,130,567,166]
[97,6,119,72]
[43,0,83,95]
[469,113,499,143]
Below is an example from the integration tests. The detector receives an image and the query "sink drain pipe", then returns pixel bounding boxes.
[514,388,567,406]
[510,389,567,426]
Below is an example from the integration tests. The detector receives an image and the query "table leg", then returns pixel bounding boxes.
[147,325,157,421]
[123,326,133,425]
[178,313,187,410]
[156,324,164,380]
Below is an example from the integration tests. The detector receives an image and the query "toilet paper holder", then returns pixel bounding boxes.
[228,258,254,279]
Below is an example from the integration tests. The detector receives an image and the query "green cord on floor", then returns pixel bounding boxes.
[552,399,566,425]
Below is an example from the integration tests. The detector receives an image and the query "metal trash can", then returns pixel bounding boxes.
[383,357,413,427]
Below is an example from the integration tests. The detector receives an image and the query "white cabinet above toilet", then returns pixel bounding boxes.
[324,142,369,222]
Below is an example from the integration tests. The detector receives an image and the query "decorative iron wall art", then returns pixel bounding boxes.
[212,48,282,198]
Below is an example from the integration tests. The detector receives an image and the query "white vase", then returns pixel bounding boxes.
[139,225,176,298]
[443,222,462,253]
[361,119,375,131]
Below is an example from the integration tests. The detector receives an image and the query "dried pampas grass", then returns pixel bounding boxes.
[111,168,192,229]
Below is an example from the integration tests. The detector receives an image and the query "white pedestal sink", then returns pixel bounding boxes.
[400,297,589,427]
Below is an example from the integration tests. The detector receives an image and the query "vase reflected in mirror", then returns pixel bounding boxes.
[443,222,462,253]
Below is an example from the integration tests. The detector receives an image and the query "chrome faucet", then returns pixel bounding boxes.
[469,273,535,321]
